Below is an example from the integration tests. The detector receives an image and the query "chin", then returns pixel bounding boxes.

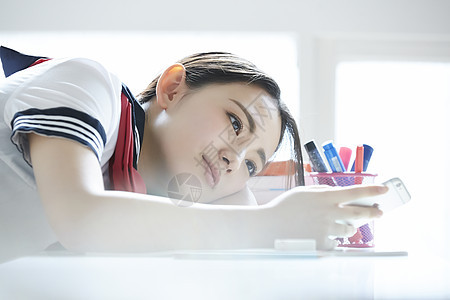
[163,160,241,204]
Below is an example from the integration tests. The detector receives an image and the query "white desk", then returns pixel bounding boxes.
[0,248,449,299]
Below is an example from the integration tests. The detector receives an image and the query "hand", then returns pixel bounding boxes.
[268,185,387,250]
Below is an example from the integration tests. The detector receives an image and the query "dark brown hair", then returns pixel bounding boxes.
[138,52,304,187]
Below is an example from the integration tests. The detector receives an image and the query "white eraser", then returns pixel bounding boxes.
[274,239,316,251]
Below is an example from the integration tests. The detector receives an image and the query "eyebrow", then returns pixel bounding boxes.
[229,98,266,167]
[229,98,256,134]
[257,148,267,169]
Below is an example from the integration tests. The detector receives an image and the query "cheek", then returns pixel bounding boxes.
[163,113,227,171]
[168,109,220,139]
[182,115,227,148]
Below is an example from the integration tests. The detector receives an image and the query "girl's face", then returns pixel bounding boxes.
[143,66,281,203]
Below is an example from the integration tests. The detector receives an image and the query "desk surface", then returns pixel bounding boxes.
[0,248,449,300]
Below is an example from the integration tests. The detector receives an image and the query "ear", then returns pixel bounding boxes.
[155,63,187,110]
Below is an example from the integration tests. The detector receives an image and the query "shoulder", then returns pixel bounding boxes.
[7,56,121,100]
[4,57,122,126]
[2,57,122,166]
[48,57,116,80]
[33,57,121,98]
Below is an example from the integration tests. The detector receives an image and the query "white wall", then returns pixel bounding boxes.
[1,0,449,33]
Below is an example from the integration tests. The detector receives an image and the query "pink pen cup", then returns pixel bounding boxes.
[308,172,377,248]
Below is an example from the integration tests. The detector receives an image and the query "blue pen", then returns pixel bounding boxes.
[304,141,329,172]
[351,144,374,172]
[322,142,345,173]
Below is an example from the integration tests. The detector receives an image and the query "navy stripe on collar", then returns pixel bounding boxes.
[121,84,145,169]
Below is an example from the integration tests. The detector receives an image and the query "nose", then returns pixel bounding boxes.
[219,149,244,174]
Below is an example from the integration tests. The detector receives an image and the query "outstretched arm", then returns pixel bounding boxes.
[29,133,386,253]
[29,133,268,253]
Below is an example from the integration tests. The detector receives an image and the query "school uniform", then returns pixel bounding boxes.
[0,47,146,263]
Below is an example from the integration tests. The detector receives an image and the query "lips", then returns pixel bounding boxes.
[202,154,220,188]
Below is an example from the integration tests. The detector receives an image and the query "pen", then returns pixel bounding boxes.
[354,145,364,184]
[322,141,345,173]
[355,145,364,173]
[351,144,374,172]
[304,163,312,173]
[362,144,374,172]
[339,147,352,171]
[304,141,329,172]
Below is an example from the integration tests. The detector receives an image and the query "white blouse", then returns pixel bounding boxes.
[0,57,122,263]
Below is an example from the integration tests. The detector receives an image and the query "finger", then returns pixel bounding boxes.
[328,222,357,238]
[334,205,383,221]
[325,184,388,205]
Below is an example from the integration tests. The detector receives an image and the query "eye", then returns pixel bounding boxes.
[245,159,257,177]
[227,112,243,136]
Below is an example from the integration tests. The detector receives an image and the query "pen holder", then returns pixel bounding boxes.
[308,172,377,248]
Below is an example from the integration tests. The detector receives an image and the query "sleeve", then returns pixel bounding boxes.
[3,58,122,165]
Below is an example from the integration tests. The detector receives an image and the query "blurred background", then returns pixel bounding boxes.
[1,0,449,258]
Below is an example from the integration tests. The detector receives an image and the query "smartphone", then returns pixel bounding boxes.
[347,177,411,212]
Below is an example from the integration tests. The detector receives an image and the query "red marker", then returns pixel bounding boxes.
[355,145,364,184]
[339,147,352,171]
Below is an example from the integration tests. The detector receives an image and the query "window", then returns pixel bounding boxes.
[335,61,450,255]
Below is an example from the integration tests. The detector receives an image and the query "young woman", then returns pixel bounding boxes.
[0,47,386,263]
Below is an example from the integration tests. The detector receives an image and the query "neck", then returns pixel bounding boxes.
[137,100,171,196]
